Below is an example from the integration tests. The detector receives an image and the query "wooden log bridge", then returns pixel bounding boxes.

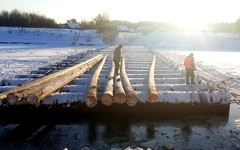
[0,46,230,115]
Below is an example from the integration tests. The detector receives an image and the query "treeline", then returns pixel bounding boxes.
[0,9,58,28]
[211,18,240,33]
[76,13,119,43]
[2,9,240,34]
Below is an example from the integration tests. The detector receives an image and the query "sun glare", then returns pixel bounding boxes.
[1,0,239,25]
[177,20,208,31]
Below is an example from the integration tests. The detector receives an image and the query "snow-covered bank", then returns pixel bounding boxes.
[0,27,106,81]
[0,27,105,46]
[128,31,240,51]
[0,46,104,81]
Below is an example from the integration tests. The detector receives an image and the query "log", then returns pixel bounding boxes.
[114,60,126,104]
[120,55,138,106]
[1,55,103,101]
[101,62,115,106]
[5,54,104,105]
[26,55,104,104]
[148,55,159,103]
[86,55,108,108]
[1,54,103,103]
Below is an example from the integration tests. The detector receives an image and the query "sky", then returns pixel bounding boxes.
[1,0,240,27]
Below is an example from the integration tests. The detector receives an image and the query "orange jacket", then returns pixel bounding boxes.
[184,56,192,68]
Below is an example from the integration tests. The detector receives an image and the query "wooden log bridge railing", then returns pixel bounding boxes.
[0,54,104,105]
[148,55,159,103]
[86,55,108,108]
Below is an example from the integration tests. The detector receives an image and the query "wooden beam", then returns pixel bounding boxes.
[86,55,108,108]
[101,61,115,106]
[120,55,138,106]
[5,54,104,105]
[148,55,159,103]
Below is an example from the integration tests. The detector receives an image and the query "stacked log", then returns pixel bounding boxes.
[86,55,108,108]
[0,55,104,105]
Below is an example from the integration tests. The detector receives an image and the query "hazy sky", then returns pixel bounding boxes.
[1,0,240,26]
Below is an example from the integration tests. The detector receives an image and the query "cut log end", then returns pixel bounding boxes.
[27,94,39,105]
[126,92,138,106]
[114,93,126,104]
[148,93,159,103]
[86,95,97,108]
[101,94,113,106]
[7,93,19,105]
[0,94,7,101]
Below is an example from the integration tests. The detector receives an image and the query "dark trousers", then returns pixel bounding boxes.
[114,61,120,75]
[185,68,195,84]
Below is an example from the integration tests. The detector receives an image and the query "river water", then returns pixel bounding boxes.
[0,103,239,150]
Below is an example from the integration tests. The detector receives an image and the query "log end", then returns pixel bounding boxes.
[86,89,98,108]
[101,94,113,106]
[27,94,39,105]
[126,92,138,106]
[7,93,19,105]
[148,93,159,103]
[86,95,97,108]
[114,93,126,104]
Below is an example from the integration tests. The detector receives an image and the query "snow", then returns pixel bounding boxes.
[126,31,240,101]
[0,27,106,81]
[67,23,80,29]
[130,31,240,51]
[117,25,133,32]
[0,27,104,46]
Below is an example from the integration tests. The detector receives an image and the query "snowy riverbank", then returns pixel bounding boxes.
[0,27,106,81]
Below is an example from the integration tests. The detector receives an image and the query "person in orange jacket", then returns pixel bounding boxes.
[184,53,196,85]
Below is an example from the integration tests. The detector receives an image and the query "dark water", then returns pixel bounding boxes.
[0,104,239,150]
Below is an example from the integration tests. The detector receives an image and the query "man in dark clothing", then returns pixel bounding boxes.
[184,53,196,85]
[113,45,123,75]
